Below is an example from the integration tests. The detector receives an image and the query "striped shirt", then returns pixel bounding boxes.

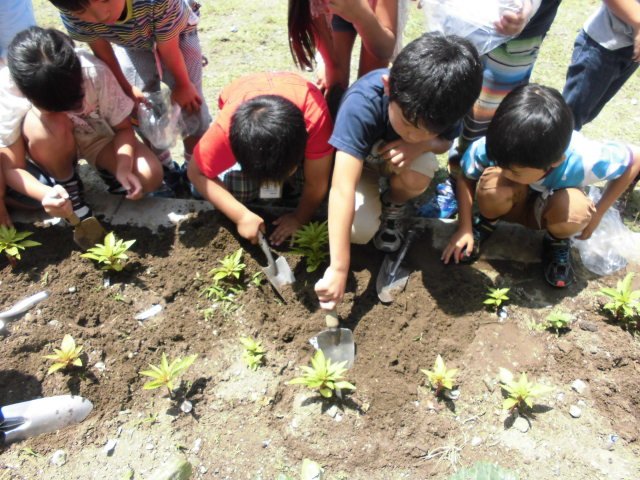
[60,0,196,50]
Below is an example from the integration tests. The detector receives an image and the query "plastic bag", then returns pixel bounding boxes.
[421,0,541,56]
[137,89,184,150]
[572,186,640,276]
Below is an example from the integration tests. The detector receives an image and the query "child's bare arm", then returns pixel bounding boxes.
[315,151,363,308]
[187,160,264,244]
[156,36,202,114]
[442,175,476,264]
[578,146,640,240]
[111,119,142,200]
[0,141,72,219]
[89,39,145,103]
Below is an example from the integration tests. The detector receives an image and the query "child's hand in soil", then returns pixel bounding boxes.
[315,266,347,309]
[270,213,302,246]
[237,210,265,244]
[42,185,73,219]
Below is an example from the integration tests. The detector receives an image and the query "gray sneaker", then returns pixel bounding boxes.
[373,194,408,253]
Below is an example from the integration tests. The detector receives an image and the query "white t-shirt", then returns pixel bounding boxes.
[0,50,134,148]
[584,1,639,50]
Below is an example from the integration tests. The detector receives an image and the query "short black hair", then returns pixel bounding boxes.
[48,0,91,11]
[7,27,84,112]
[229,95,308,183]
[389,32,482,134]
[486,84,574,170]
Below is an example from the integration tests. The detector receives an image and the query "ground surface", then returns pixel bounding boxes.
[1,0,640,479]
[1,214,639,479]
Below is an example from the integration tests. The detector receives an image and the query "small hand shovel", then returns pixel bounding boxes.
[68,212,106,251]
[310,310,355,369]
[376,228,419,304]
[258,232,295,298]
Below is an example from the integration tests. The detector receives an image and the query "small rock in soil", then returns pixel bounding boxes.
[68,286,77,293]
[471,436,483,447]
[148,458,192,480]
[513,416,529,433]
[483,376,496,392]
[569,405,582,418]
[556,392,565,403]
[50,450,67,466]
[145,443,155,450]
[571,379,587,395]
[262,439,271,448]
[444,388,460,400]
[192,438,202,454]
[94,362,106,372]
[325,405,339,418]
[103,439,118,455]
[48,320,59,327]
[180,400,193,414]
[579,321,598,332]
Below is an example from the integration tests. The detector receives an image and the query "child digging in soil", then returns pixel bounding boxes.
[48,0,211,196]
[315,33,483,309]
[187,72,334,246]
[0,27,163,222]
[442,84,640,288]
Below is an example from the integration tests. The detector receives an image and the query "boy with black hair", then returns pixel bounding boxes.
[0,27,162,221]
[315,32,483,309]
[48,0,211,195]
[187,71,334,245]
[442,84,640,287]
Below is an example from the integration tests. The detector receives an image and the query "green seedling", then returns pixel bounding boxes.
[0,225,41,267]
[484,287,510,310]
[202,249,248,317]
[43,334,83,375]
[80,232,135,272]
[291,221,329,273]
[288,349,355,398]
[140,352,197,397]
[545,310,573,334]
[499,368,552,412]
[599,273,640,323]
[421,354,459,397]
[208,248,245,283]
[240,336,266,370]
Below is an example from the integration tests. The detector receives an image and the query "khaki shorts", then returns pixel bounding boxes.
[74,121,115,167]
[476,167,596,230]
[351,141,438,244]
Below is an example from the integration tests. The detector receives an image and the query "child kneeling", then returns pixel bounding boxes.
[442,84,640,287]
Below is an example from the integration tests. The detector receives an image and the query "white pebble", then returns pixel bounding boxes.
[180,400,193,413]
[192,438,202,454]
[50,450,67,466]
[103,439,117,455]
[571,379,587,395]
[68,286,77,293]
[569,405,582,418]
[471,436,483,447]
[94,362,106,372]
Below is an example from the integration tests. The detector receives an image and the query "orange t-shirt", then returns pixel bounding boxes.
[194,72,334,179]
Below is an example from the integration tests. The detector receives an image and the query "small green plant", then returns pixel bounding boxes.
[499,368,552,412]
[208,248,246,283]
[239,336,266,370]
[421,354,459,397]
[43,334,83,374]
[0,225,41,266]
[140,352,198,397]
[288,349,355,398]
[80,232,135,272]
[484,287,510,310]
[291,221,329,273]
[545,310,573,334]
[202,248,248,317]
[600,273,640,324]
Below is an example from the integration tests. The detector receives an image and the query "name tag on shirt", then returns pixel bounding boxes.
[259,181,282,199]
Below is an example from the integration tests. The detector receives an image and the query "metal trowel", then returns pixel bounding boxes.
[69,212,106,251]
[376,228,420,303]
[258,232,295,298]
[1,395,93,444]
[310,310,355,369]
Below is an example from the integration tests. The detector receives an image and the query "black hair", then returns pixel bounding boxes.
[7,27,84,112]
[486,84,574,170]
[229,95,308,183]
[48,0,91,11]
[288,0,316,71]
[389,32,482,134]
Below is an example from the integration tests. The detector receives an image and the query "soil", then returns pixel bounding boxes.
[1,212,639,480]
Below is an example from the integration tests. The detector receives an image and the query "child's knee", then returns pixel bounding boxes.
[391,169,430,196]
[476,168,522,218]
[543,188,595,236]
[351,169,381,244]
